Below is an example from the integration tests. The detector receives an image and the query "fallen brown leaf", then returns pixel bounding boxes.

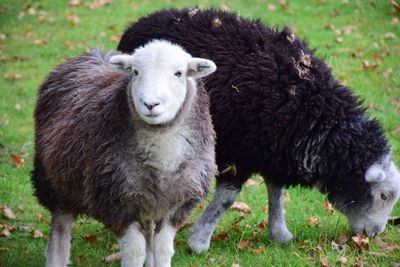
[30,39,48,46]
[245,179,261,186]
[16,205,24,212]
[211,232,229,241]
[391,0,400,11]
[391,263,400,267]
[384,32,396,39]
[258,221,267,229]
[231,264,241,267]
[263,205,269,212]
[338,234,348,244]
[237,239,251,249]
[331,241,351,252]
[1,206,16,219]
[320,256,332,267]
[391,17,399,25]
[66,13,80,25]
[230,202,251,213]
[250,245,265,255]
[374,237,400,251]
[85,0,112,9]
[69,0,82,6]
[306,217,320,227]
[104,252,121,262]
[383,68,393,79]
[279,1,289,9]
[38,214,48,222]
[0,248,9,253]
[187,264,198,267]
[353,257,364,267]
[322,202,334,214]
[111,35,121,42]
[335,37,344,43]
[352,234,369,251]
[282,191,291,201]
[31,229,44,238]
[10,154,24,168]
[0,224,14,237]
[82,235,98,243]
[361,60,378,70]
[267,4,277,11]
[338,256,348,266]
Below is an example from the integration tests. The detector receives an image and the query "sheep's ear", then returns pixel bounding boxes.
[187,58,216,78]
[365,164,386,183]
[109,55,134,75]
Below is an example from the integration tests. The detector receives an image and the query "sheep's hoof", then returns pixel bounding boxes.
[188,236,210,254]
[269,228,293,243]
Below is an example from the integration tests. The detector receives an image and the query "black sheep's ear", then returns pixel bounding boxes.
[365,164,386,183]
[109,55,134,75]
[187,58,217,78]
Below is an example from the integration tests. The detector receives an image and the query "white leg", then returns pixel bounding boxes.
[153,221,177,267]
[144,221,155,267]
[45,212,74,267]
[118,222,146,267]
[188,182,240,253]
[267,182,293,242]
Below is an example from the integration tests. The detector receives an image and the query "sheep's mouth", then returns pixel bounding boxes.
[146,114,159,118]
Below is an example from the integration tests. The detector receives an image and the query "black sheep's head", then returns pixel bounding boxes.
[328,154,400,236]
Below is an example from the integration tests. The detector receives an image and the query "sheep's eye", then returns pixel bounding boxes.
[380,193,388,200]
[133,70,139,76]
[174,71,182,77]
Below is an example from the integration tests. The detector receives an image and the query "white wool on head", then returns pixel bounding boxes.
[109,39,216,125]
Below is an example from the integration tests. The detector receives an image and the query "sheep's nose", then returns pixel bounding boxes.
[144,101,160,111]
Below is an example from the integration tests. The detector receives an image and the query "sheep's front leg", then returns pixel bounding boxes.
[266,181,293,242]
[118,222,146,267]
[188,181,241,253]
[153,220,177,267]
[45,211,74,267]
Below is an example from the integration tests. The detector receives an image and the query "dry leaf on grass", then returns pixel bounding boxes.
[245,179,261,186]
[0,224,14,237]
[16,205,24,212]
[322,202,334,214]
[0,247,9,253]
[249,245,265,254]
[383,68,393,79]
[231,264,241,267]
[237,239,251,249]
[353,257,364,267]
[230,202,251,213]
[10,154,25,168]
[66,13,80,25]
[331,241,351,252]
[211,232,229,241]
[374,237,400,251]
[111,35,121,42]
[282,191,291,201]
[38,214,48,222]
[338,234,348,244]
[30,39,48,46]
[69,0,82,7]
[306,217,320,227]
[338,256,348,266]
[82,235,98,243]
[391,0,400,11]
[31,229,44,238]
[320,256,332,267]
[104,252,121,262]
[1,205,16,219]
[352,234,369,251]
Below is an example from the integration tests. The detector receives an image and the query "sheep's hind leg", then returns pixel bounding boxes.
[144,221,155,267]
[266,181,293,242]
[45,211,74,267]
[188,181,241,253]
[153,220,177,267]
[118,222,146,267]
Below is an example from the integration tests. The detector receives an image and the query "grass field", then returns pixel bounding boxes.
[1,0,399,266]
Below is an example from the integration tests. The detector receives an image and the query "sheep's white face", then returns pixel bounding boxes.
[109,40,216,125]
[336,155,400,236]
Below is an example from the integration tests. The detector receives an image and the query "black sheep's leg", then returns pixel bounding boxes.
[188,171,242,253]
[266,181,293,242]
[45,211,74,267]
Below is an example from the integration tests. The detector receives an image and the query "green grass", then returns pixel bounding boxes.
[1,0,399,266]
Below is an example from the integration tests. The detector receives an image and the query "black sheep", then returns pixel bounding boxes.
[118,9,400,253]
